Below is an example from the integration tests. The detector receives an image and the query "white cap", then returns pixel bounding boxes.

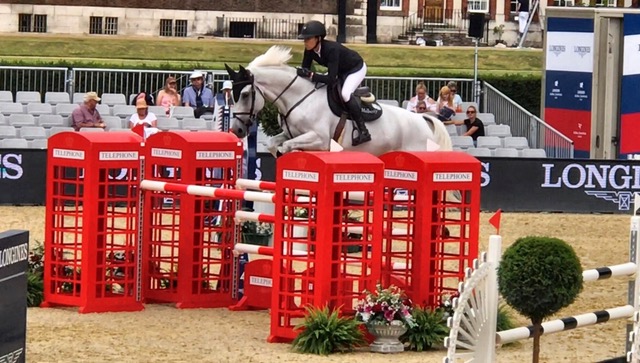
[189,71,204,79]
[221,80,233,91]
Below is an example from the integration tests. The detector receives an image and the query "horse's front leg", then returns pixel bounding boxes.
[279,131,328,154]
[267,132,290,157]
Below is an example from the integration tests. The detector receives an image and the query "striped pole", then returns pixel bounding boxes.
[235,210,275,224]
[233,243,308,257]
[140,180,276,204]
[582,263,638,282]
[235,179,277,191]
[496,305,635,345]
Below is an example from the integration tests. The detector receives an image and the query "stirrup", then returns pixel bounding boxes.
[352,128,371,146]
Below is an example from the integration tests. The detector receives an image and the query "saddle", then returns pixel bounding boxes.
[327,84,383,122]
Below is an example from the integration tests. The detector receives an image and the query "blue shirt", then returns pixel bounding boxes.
[182,86,214,109]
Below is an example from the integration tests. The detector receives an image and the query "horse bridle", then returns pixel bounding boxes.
[232,71,321,137]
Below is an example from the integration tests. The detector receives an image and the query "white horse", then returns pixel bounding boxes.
[226,45,452,156]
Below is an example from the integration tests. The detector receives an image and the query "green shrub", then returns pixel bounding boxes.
[292,305,365,355]
[27,271,44,307]
[400,307,449,351]
[257,102,282,137]
[482,73,542,115]
[498,236,583,363]
[496,303,517,332]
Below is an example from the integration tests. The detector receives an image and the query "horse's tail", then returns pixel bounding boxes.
[431,117,453,151]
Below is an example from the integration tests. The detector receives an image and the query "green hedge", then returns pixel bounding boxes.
[482,73,542,116]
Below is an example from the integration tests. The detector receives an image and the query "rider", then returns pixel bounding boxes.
[296,20,372,146]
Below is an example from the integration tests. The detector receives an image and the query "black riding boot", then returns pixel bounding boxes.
[346,95,371,146]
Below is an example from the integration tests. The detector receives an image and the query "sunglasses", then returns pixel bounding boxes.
[467,110,476,114]
[451,89,457,93]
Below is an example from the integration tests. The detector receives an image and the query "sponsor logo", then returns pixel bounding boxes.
[249,276,272,287]
[541,163,640,211]
[0,154,23,180]
[549,80,562,98]
[282,169,319,182]
[0,243,29,269]
[574,45,591,58]
[333,173,374,183]
[549,44,566,56]
[0,348,24,363]
[433,172,473,182]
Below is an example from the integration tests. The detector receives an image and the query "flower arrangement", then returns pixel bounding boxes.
[354,284,416,327]
[293,207,309,218]
[241,220,273,235]
[440,292,459,319]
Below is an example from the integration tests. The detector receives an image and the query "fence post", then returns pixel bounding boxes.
[66,68,75,97]
[529,114,538,150]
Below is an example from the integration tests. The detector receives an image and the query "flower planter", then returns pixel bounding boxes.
[367,323,407,353]
[242,233,271,246]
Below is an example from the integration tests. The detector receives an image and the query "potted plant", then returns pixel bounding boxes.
[292,305,365,355]
[354,283,416,353]
[241,219,273,246]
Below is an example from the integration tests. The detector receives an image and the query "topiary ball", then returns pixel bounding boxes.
[497,236,583,323]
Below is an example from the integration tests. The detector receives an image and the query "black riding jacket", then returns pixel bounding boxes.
[301,39,364,86]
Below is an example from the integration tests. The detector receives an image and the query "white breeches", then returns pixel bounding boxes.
[341,62,367,102]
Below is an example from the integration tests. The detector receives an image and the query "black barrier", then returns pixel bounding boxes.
[0,149,46,205]
[0,230,28,363]
[4,150,640,214]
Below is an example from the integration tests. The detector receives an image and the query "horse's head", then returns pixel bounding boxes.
[225,63,265,138]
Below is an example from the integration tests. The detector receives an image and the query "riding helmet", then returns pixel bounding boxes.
[298,20,326,39]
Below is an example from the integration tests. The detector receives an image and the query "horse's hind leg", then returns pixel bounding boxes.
[279,131,327,154]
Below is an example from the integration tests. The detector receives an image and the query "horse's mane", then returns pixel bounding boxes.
[248,45,293,69]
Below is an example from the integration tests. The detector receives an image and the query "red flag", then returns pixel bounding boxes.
[489,209,502,235]
[131,123,145,138]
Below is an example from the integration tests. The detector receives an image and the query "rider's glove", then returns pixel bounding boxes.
[297,67,313,79]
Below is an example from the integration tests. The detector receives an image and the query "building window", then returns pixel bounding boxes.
[380,0,402,10]
[159,19,173,36]
[175,20,188,37]
[18,14,47,33]
[89,16,103,34]
[510,0,518,12]
[105,17,118,35]
[468,0,490,12]
[552,0,575,5]
[159,19,188,37]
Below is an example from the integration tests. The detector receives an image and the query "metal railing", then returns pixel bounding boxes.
[402,9,469,34]
[363,77,476,107]
[483,82,574,158]
[214,16,304,40]
[0,66,68,100]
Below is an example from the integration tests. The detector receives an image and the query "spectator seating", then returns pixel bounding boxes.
[486,124,512,138]
[171,106,195,119]
[493,147,520,158]
[79,127,105,133]
[378,99,399,107]
[0,125,17,138]
[466,147,492,157]
[72,92,85,104]
[37,114,66,128]
[112,105,136,118]
[19,126,47,140]
[181,118,208,131]
[521,148,547,158]
[96,104,111,116]
[0,102,25,116]
[157,117,181,130]
[28,139,48,149]
[48,126,74,137]
[451,136,475,150]
[54,103,78,117]
[8,114,36,127]
[503,136,529,150]
[108,128,131,132]
[27,103,53,116]
[101,93,127,106]
[149,106,166,116]
[16,91,41,105]
[0,138,28,148]
[460,101,478,112]
[0,114,5,125]
[477,113,496,126]
[402,100,410,109]
[45,92,71,105]
[102,116,123,130]
[445,124,458,136]
[476,136,502,150]
[0,91,13,103]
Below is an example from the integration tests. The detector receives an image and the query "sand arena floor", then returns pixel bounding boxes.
[1,206,633,363]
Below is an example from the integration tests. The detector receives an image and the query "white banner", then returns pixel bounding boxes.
[546,32,594,73]
[623,33,640,76]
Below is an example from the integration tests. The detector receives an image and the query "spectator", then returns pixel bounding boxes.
[436,86,456,121]
[447,81,463,111]
[71,92,105,131]
[213,80,234,131]
[446,105,485,144]
[516,0,530,46]
[131,91,154,106]
[183,71,214,115]
[129,98,159,140]
[156,76,181,116]
[406,81,435,113]
[415,100,429,114]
